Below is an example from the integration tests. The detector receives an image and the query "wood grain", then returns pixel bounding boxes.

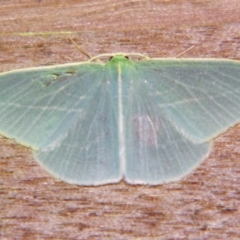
[0,0,240,239]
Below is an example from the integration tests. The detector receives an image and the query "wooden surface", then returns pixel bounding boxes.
[1,1,240,239]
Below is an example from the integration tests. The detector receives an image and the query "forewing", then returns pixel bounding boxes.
[0,63,103,149]
[0,62,121,185]
[136,59,240,143]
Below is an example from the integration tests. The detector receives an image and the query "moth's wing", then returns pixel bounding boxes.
[36,78,121,185]
[136,59,240,143]
[124,70,210,184]
[0,63,121,184]
[124,59,240,184]
[0,63,103,149]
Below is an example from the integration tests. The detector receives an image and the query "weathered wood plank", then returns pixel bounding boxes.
[0,1,240,239]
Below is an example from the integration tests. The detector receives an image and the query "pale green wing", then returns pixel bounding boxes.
[0,61,121,184]
[36,77,120,185]
[136,59,240,143]
[123,64,210,184]
[0,63,104,149]
[124,58,240,184]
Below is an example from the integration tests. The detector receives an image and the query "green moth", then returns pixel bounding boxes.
[0,53,240,185]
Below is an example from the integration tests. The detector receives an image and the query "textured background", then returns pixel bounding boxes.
[0,0,240,239]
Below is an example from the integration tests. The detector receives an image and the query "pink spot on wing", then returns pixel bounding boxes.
[133,115,161,147]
